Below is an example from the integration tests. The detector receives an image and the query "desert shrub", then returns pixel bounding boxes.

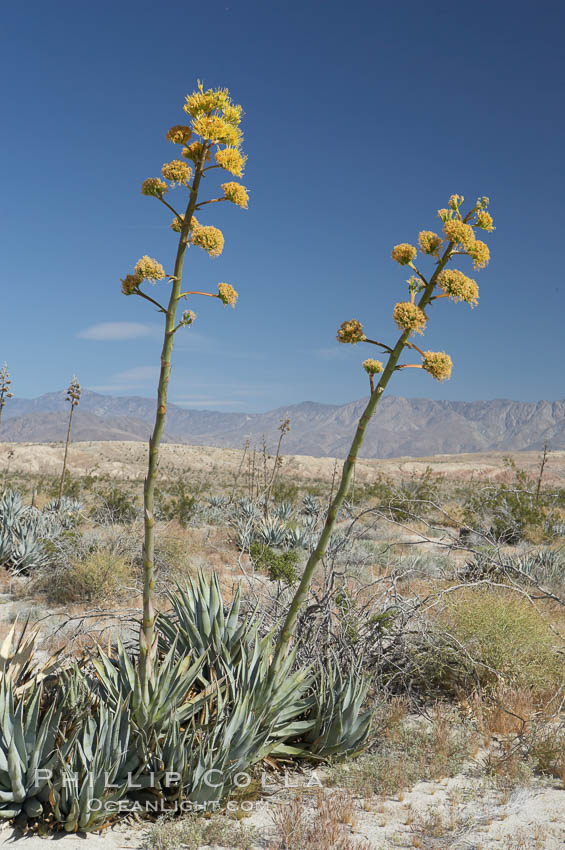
[269,790,370,850]
[250,542,299,584]
[158,487,198,527]
[41,550,133,603]
[327,703,475,797]
[439,588,564,694]
[90,486,138,524]
[464,458,556,544]
[141,813,257,850]
[271,479,299,504]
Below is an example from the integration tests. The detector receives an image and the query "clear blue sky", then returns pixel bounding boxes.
[2,0,563,412]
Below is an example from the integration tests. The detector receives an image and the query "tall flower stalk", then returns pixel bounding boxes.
[57,376,81,507]
[0,364,13,432]
[271,194,494,672]
[121,83,248,692]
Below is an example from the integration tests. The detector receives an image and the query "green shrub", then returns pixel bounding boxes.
[91,487,137,524]
[43,550,133,603]
[249,542,299,584]
[441,588,564,694]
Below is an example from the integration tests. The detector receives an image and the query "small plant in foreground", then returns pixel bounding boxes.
[270,194,494,675]
[120,82,248,691]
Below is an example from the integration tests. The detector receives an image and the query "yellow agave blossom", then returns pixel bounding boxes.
[391,243,417,265]
[141,178,168,198]
[190,223,224,257]
[134,256,166,282]
[448,194,464,210]
[442,219,475,250]
[222,182,249,209]
[393,302,427,334]
[422,351,453,381]
[170,214,199,233]
[362,359,384,375]
[418,231,442,256]
[437,269,479,306]
[337,320,365,344]
[120,273,141,295]
[192,116,242,147]
[161,160,193,186]
[215,147,246,177]
[475,210,494,231]
[467,239,490,269]
[166,125,192,144]
[182,142,211,163]
[218,283,238,307]
[184,86,230,118]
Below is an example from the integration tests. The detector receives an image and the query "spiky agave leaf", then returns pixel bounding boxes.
[49,700,140,832]
[0,619,62,697]
[292,658,372,759]
[157,570,260,672]
[0,679,68,820]
[90,637,210,736]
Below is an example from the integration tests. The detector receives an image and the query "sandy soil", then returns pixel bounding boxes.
[1,441,564,486]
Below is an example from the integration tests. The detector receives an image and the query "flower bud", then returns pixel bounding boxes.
[418,231,443,256]
[362,359,384,375]
[391,243,417,265]
[141,178,168,198]
[218,282,238,306]
[166,125,192,144]
[337,320,365,344]
[393,302,427,334]
[161,160,193,186]
[134,256,166,282]
[422,351,453,381]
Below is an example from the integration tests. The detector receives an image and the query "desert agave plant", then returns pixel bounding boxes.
[90,638,208,737]
[271,194,494,674]
[157,571,260,673]
[0,621,61,696]
[294,660,372,759]
[0,490,61,573]
[302,494,320,517]
[0,680,66,820]
[257,517,288,548]
[57,376,81,508]
[273,501,295,521]
[50,701,139,833]
[119,83,248,690]
[0,364,13,431]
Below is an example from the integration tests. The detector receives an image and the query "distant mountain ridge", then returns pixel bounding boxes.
[2,390,564,459]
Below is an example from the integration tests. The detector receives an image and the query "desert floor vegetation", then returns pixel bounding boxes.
[0,438,563,847]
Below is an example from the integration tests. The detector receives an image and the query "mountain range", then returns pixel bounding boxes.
[1,391,564,459]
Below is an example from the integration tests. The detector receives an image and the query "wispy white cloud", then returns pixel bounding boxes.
[77,322,158,341]
[113,366,160,381]
[311,346,343,361]
[87,365,160,393]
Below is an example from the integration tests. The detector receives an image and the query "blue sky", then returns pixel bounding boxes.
[2,0,563,412]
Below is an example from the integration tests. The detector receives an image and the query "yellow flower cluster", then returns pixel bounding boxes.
[391,243,417,265]
[362,359,384,375]
[190,223,224,257]
[184,86,230,118]
[134,256,166,282]
[437,270,479,306]
[393,302,427,335]
[166,125,192,144]
[141,178,168,198]
[161,160,193,186]
[120,273,141,295]
[182,142,211,163]
[222,182,249,208]
[218,282,238,307]
[171,214,200,233]
[215,147,246,177]
[448,194,464,210]
[180,309,196,326]
[422,351,453,381]
[418,231,442,256]
[467,239,490,269]
[475,210,494,231]
[337,320,365,344]
[442,219,475,249]
[192,115,242,147]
